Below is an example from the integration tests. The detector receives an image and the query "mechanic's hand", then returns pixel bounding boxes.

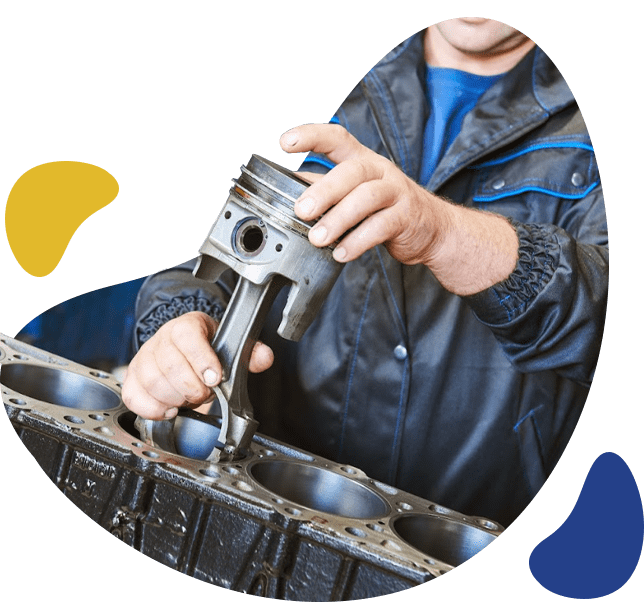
[281,123,518,295]
[121,311,274,420]
[281,123,448,266]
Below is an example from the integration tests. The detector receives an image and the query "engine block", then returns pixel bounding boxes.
[1,334,502,600]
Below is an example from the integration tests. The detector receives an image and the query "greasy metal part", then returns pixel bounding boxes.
[209,276,286,455]
[1,336,503,599]
[134,275,288,462]
[185,155,345,458]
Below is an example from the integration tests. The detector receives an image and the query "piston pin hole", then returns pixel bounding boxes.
[233,217,268,258]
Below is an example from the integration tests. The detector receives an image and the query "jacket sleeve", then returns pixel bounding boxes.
[132,258,236,352]
[463,185,608,387]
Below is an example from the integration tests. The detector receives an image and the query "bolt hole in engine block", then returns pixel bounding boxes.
[1,335,504,598]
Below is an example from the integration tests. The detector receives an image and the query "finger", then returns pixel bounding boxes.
[295,171,324,185]
[169,312,222,388]
[294,158,385,222]
[129,339,183,405]
[131,345,187,408]
[193,400,215,415]
[122,370,176,421]
[307,179,398,247]
[152,339,213,406]
[280,124,367,165]
[332,207,403,263]
[249,341,274,373]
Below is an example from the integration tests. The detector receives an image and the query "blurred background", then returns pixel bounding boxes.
[16,278,145,376]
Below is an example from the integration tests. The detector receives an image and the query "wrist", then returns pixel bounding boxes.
[423,203,519,296]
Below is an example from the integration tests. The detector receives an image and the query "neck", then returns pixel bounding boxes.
[424,25,535,76]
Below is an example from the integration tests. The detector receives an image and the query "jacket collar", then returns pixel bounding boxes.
[362,31,576,190]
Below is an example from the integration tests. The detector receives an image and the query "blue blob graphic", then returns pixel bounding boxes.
[529,452,643,598]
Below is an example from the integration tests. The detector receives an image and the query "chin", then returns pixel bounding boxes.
[437,18,524,55]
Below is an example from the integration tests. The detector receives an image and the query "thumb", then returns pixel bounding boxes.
[249,341,274,373]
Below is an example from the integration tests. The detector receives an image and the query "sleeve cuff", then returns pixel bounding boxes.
[463,220,560,324]
[135,295,225,349]
[133,259,231,351]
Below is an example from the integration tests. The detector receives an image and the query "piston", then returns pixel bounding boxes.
[138,156,345,461]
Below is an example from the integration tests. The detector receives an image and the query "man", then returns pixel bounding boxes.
[123,19,607,526]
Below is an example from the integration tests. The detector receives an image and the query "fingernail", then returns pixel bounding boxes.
[310,225,327,245]
[333,246,347,261]
[164,408,178,420]
[298,197,315,218]
[281,130,299,147]
[203,368,218,386]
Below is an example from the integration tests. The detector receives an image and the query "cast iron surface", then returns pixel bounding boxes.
[1,336,502,600]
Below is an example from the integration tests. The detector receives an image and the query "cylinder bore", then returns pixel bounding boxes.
[250,460,388,519]
[0,363,120,411]
[392,514,497,567]
[124,411,225,461]
[173,415,224,460]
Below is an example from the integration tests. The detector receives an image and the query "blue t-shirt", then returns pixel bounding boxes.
[420,66,503,186]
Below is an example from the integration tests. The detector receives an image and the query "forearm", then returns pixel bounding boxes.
[425,184,607,385]
[424,199,519,296]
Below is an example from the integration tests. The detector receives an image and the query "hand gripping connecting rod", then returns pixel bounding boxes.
[136,156,344,462]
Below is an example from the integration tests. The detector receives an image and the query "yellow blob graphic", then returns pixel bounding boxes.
[5,161,119,277]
